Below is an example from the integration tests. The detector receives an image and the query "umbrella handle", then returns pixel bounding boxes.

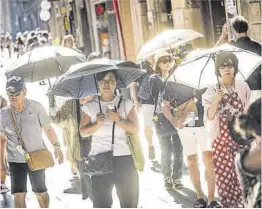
[94,74,102,113]
[216,73,221,89]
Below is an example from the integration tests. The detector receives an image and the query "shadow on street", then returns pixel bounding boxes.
[167,187,198,208]
[1,193,14,208]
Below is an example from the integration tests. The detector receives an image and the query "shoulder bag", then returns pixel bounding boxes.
[8,108,54,171]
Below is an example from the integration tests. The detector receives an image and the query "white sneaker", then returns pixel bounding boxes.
[0,184,10,194]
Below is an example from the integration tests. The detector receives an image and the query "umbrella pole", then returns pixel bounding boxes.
[93,74,102,113]
[211,54,221,89]
[48,79,51,88]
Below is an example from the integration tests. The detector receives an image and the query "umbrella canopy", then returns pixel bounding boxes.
[5,45,86,82]
[49,58,146,98]
[136,29,204,62]
[169,44,262,90]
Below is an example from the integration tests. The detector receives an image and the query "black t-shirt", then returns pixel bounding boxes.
[149,74,165,115]
[230,37,261,90]
[230,37,261,56]
[137,73,155,105]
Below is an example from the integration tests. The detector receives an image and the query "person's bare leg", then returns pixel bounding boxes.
[187,154,205,199]
[145,127,155,160]
[35,192,50,208]
[14,193,26,208]
[202,151,216,203]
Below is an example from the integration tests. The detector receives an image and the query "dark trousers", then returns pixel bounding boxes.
[91,155,139,208]
[158,134,183,180]
[77,161,93,200]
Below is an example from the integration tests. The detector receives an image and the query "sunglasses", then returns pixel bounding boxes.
[7,91,22,97]
[159,58,171,64]
[99,79,116,85]
[219,63,234,70]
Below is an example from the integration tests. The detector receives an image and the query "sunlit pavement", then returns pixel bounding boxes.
[0,52,213,208]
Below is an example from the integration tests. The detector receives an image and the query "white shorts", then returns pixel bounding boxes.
[141,104,155,128]
[179,127,212,157]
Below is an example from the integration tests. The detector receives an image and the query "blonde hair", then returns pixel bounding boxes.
[61,34,75,48]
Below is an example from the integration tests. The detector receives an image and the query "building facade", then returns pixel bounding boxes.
[7,0,44,39]
[0,0,12,35]
[48,0,260,60]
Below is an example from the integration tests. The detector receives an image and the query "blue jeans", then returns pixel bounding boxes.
[158,134,183,180]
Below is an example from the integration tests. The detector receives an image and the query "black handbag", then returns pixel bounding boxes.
[83,97,123,176]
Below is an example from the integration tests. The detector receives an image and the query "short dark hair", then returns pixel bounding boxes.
[96,70,118,82]
[238,98,261,136]
[231,16,248,33]
[215,52,239,77]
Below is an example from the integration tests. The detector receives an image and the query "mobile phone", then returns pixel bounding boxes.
[107,104,116,112]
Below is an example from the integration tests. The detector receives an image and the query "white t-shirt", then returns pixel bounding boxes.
[81,96,134,156]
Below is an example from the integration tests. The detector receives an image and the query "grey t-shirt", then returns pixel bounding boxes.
[0,99,51,163]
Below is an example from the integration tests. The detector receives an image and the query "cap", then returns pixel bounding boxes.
[153,51,172,70]
[6,76,25,94]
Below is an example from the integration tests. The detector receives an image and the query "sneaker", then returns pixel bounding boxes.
[0,184,10,194]
[194,198,207,208]
[207,201,221,208]
[164,177,173,190]
[148,146,155,160]
[173,179,184,190]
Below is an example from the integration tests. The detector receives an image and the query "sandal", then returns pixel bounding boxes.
[194,198,207,208]
[207,201,221,208]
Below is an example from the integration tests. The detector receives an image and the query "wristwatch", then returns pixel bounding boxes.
[117,118,124,125]
[53,142,61,147]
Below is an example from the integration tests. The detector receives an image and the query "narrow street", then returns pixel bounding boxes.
[0,51,213,208]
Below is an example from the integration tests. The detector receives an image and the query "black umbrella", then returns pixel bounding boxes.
[49,58,146,105]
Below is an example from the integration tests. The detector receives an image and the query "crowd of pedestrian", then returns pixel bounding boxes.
[1,29,51,59]
[0,15,261,208]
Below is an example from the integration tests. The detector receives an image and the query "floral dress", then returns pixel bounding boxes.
[212,91,245,208]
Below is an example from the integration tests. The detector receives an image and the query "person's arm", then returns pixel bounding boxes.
[130,82,141,111]
[79,112,105,137]
[207,88,224,120]
[43,125,64,164]
[243,144,261,173]
[107,107,139,135]
[37,102,63,164]
[162,100,185,129]
[215,23,229,46]
[0,132,7,170]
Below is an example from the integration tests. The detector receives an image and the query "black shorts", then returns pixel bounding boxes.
[9,163,47,194]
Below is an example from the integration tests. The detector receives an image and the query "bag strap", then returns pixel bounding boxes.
[153,71,174,115]
[112,97,123,147]
[7,108,27,152]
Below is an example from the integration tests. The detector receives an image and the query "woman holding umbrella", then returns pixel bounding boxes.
[149,51,184,190]
[202,52,251,207]
[79,70,139,208]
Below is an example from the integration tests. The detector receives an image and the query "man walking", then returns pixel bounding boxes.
[216,15,261,55]
[0,76,64,208]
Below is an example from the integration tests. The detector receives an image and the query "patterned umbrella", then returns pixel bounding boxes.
[49,58,146,99]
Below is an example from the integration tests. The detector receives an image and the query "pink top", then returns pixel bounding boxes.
[202,79,251,143]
